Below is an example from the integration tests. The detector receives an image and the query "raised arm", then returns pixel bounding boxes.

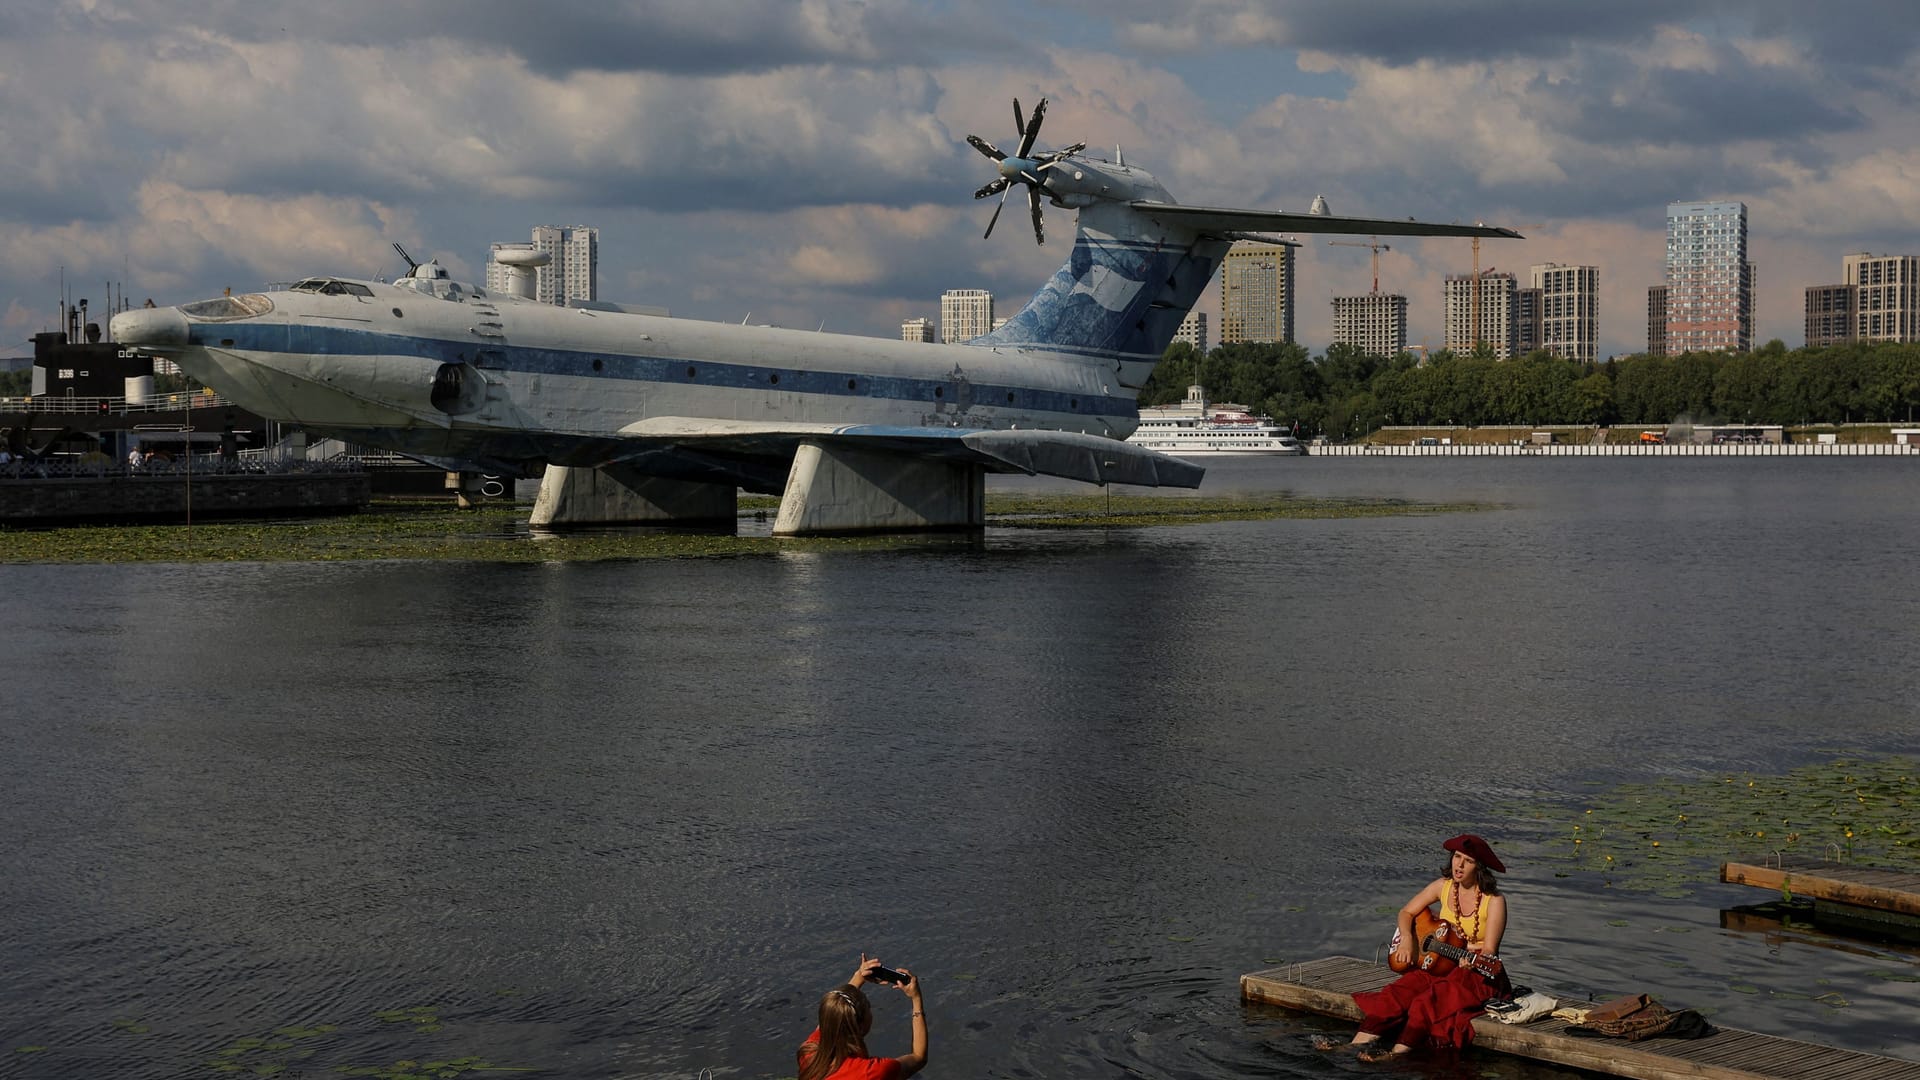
[892,970,928,1079]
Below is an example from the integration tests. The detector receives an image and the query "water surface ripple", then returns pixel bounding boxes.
[4,457,1917,1078]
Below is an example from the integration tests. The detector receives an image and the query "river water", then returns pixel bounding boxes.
[4,456,1917,1079]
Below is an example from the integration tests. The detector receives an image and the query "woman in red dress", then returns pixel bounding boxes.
[797,955,929,1080]
[1337,833,1510,1060]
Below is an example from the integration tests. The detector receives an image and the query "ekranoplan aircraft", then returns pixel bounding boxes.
[114,99,1518,534]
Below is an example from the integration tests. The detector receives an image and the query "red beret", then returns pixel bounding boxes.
[1444,833,1506,873]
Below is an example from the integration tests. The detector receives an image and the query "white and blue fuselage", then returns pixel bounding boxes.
[111,151,1514,498]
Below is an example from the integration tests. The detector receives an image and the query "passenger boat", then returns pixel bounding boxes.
[1125,385,1306,455]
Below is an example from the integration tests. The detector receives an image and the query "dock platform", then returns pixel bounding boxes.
[1722,858,1920,936]
[1242,956,1920,1080]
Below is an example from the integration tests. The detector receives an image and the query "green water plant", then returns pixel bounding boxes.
[0,493,1486,564]
[375,1007,442,1034]
[1502,755,1918,897]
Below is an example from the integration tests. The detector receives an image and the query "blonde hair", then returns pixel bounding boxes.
[798,984,872,1080]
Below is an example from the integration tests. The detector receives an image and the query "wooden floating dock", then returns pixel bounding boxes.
[1242,956,1920,1080]
[1722,857,1920,936]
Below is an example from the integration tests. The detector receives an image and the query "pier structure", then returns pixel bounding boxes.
[1243,957,1920,1079]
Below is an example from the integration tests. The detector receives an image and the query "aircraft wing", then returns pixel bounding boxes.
[1128,202,1524,239]
[603,417,1204,491]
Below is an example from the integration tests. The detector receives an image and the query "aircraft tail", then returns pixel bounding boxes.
[972,202,1228,383]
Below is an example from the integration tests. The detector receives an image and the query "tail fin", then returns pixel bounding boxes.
[972,203,1228,380]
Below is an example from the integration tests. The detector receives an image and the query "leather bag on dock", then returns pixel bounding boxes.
[1565,993,1714,1042]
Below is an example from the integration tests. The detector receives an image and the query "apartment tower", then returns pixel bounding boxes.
[1804,285,1855,347]
[486,226,598,306]
[1330,293,1409,357]
[1531,263,1599,362]
[1444,272,1521,357]
[940,289,994,343]
[1842,253,1920,342]
[1174,311,1209,354]
[1218,240,1299,344]
[1664,201,1751,353]
[1647,285,1668,356]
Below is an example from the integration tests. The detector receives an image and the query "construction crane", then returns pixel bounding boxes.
[1469,224,1543,349]
[1328,236,1392,294]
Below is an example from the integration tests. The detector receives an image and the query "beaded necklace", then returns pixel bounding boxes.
[1449,880,1484,943]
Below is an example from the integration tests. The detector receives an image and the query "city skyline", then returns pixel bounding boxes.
[5,4,1920,362]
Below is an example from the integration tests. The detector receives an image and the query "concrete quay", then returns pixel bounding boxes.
[1,470,370,523]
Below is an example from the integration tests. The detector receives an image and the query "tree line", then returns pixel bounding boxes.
[1141,339,1920,436]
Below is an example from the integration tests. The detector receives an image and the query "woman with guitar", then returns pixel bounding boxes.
[1324,834,1511,1060]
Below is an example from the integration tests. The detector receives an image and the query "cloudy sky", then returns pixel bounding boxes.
[6,0,1919,360]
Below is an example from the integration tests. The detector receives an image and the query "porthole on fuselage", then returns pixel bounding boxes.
[221,338,234,347]
[1006,392,1015,403]
[687,366,697,378]
[392,308,404,318]
[847,378,857,390]
[1070,399,1079,409]
[934,386,944,398]
[769,373,780,385]
[592,358,604,372]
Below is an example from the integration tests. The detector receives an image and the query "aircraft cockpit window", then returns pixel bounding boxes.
[180,294,275,320]
[289,278,374,297]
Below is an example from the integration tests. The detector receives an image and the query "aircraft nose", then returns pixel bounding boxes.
[111,306,190,348]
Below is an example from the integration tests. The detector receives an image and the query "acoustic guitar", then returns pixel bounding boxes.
[1387,906,1504,981]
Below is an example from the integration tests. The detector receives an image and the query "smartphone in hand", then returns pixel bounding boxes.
[866,965,910,986]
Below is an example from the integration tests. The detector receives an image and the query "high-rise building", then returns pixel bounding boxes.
[1665,200,1750,353]
[486,226,598,305]
[1513,287,1544,356]
[940,289,993,343]
[1443,271,1521,357]
[1218,240,1298,344]
[1531,263,1599,362]
[1647,285,1668,356]
[1842,253,1920,342]
[1805,284,1855,347]
[1174,311,1209,354]
[901,317,936,343]
[1330,293,1408,357]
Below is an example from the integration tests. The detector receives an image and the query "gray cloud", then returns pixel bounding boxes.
[5,0,1920,357]
[51,0,1027,75]
[1554,66,1864,149]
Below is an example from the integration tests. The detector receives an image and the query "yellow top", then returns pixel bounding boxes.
[1440,881,1486,944]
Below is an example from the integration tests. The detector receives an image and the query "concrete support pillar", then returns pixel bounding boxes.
[773,441,984,535]
[529,464,736,527]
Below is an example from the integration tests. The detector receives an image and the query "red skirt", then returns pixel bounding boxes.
[1353,967,1499,1050]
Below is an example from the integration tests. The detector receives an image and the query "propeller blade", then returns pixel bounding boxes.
[1017,97,1047,158]
[974,177,1009,200]
[966,134,1005,161]
[985,185,1011,239]
[1052,142,1086,159]
[1013,98,1026,139]
[1028,186,1044,246]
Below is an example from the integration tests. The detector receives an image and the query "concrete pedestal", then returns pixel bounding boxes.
[529,464,736,527]
[773,441,984,535]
